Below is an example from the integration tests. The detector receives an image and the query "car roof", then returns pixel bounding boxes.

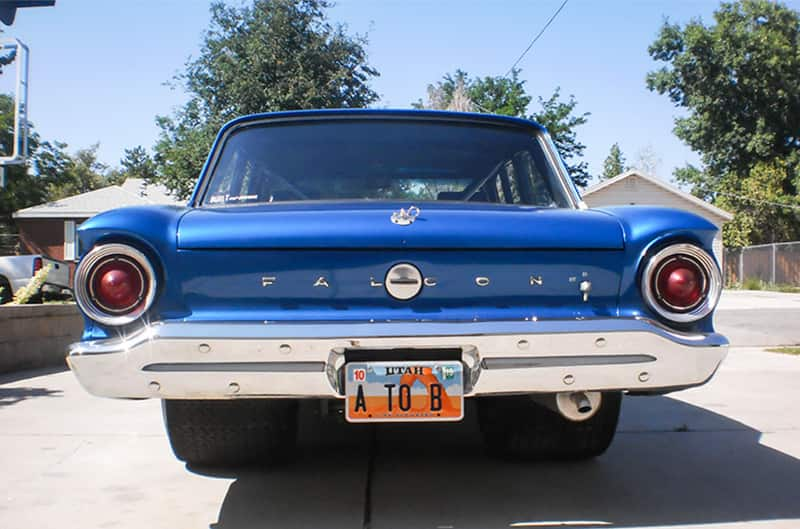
[218,108,547,135]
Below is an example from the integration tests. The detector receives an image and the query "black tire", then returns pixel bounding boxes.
[162,399,298,467]
[478,391,622,461]
[0,276,11,304]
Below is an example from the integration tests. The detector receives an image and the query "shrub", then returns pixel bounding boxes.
[741,277,763,290]
[12,264,51,304]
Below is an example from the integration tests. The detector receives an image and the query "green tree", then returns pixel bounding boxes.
[105,146,158,186]
[415,70,591,187]
[602,143,626,179]
[414,69,532,116]
[0,94,46,232]
[0,93,112,234]
[647,0,800,245]
[118,146,156,183]
[469,70,532,117]
[45,144,107,200]
[153,0,380,198]
[715,160,800,245]
[0,45,15,76]
[530,88,590,187]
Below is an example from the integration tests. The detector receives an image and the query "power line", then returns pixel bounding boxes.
[717,191,800,211]
[504,0,570,78]
[468,0,569,113]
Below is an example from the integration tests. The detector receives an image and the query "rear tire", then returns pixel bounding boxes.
[478,391,622,461]
[162,399,298,467]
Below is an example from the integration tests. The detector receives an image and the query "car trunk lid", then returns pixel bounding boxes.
[176,202,623,250]
[171,203,625,322]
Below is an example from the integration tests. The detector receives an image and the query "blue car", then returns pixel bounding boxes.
[68,109,728,465]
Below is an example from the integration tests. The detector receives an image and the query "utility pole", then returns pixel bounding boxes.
[0,1,55,188]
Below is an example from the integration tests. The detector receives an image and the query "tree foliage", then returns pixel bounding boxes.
[530,89,590,187]
[153,0,380,198]
[0,46,15,76]
[647,0,800,245]
[0,94,129,234]
[112,145,157,186]
[602,143,626,179]
[415,69,591,187]
[0,94,47,232]
[44,144,108,200]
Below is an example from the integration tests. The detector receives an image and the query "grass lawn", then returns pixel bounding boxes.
[738,277,800,293]
[767,347,800,355]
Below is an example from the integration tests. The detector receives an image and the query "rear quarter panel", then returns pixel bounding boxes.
[76,205,191,338]
[596,205,720,333]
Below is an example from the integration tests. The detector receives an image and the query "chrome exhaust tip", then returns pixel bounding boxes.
[533,391,602,422]
[572,392,593,414]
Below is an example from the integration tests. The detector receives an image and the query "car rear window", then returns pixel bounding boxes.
[200,119,573,208]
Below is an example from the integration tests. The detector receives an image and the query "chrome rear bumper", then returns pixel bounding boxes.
[67,318,728,399]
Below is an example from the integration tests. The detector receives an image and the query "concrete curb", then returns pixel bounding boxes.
[0,304,83,374]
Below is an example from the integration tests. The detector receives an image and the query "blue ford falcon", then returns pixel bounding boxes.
[67,109,728,465]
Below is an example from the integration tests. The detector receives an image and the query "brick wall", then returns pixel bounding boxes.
[16,218,66,260]
[15,218,88,282]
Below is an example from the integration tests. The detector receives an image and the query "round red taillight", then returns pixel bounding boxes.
[655,257,704,310]
[90,258,145,313]
[75,244,157,326]
[642,243,721,324]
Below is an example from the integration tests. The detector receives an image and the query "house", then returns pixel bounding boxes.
[582,170,733,263]
[12,178,179,277]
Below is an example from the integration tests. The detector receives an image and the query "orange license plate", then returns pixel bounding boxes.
[345,361,464,422]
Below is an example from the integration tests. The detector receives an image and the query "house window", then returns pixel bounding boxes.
[63,220,79,261]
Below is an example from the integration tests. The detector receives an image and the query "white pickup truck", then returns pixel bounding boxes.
[0,255,71,304]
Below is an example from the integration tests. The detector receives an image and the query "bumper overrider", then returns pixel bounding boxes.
[67,318,728,399]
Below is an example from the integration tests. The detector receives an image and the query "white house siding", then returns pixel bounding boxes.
[582,174,728,265]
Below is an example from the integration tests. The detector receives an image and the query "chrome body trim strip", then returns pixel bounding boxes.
[68,318,728,399]
[481,354,656,369]
[142,361,326,373]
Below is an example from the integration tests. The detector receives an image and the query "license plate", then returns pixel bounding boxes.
[345,361,464,422]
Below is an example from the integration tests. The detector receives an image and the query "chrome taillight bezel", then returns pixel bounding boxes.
[75,244,157,326]
[641,243,721,324]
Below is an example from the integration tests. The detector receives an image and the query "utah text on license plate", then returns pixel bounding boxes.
[345,361,464,423]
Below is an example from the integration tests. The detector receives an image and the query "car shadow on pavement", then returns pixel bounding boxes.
[200,396,800,529]
[0,364,68,385]
[0,386,63,407]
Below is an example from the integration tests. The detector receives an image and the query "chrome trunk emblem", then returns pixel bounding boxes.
[475,276,490,287]
[385,263,423,300]
[390,205,420,225]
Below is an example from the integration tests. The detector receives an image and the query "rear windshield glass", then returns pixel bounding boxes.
[200,119,572,208]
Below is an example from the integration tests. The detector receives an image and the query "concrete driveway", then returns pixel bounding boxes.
[715,290,800,346]
[2,292,799,528]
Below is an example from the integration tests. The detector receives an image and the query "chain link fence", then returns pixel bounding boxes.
[724,242,800,286]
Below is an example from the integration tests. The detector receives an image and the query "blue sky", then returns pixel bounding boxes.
[4,0,799,187]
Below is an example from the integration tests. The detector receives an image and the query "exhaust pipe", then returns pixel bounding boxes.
[532,391,602,422]
[572,392,593,414]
